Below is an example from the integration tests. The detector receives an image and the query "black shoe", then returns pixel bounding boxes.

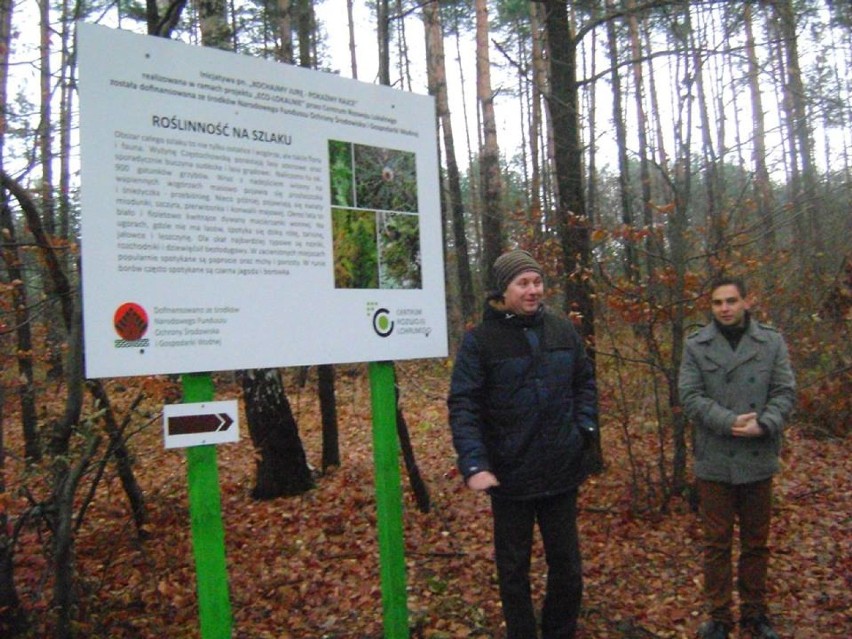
[697,619,730,639]
[740,614,780,639]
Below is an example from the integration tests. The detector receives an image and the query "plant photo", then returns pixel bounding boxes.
[328,139,355,208]
[331,207,378,289]
[353,144,417,212]
[378,211,421,289]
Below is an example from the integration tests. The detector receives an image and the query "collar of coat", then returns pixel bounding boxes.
[484,296,544,327]
[691,316,774,374]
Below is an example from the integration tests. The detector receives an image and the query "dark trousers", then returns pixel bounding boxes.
[697,478,773,625]
[491,490,582,639]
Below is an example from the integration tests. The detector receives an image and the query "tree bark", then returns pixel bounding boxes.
[528,1,546,228]
[476,0,504,277]
[541,1,595,341]
[275,0,293,63]
[423,0,475,326]
[0,197,39,462]
[240,369,314,499]
[318,365,340,471]
[605,0,637,282]
[776,0,824,274]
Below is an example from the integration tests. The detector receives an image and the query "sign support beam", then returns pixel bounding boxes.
[368,361,409,638]
[181,373,233,639]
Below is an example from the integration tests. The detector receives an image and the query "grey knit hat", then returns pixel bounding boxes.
[492,249,543,293]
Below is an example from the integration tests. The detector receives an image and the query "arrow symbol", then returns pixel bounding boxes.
[168,413,234,436]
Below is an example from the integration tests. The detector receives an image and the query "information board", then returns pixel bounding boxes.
[78,23,447,378]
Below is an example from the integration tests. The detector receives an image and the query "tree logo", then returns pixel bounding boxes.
[114,302,149,342]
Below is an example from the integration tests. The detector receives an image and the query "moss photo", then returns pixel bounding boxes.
[329,140,422,290]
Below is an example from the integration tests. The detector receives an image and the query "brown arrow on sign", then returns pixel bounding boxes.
[168,413,234,436]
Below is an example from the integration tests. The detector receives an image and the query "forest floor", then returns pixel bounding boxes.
[4,361,851,638]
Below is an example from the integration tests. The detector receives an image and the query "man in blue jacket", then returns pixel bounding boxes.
[448,249,598,639]
[679,276,796,639]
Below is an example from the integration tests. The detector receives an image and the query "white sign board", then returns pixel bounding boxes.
[163,400,239,449]
[78,23,447,378]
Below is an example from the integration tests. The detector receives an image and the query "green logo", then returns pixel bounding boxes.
[368,303,394,337]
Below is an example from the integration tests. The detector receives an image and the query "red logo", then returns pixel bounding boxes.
[114,303,148,341]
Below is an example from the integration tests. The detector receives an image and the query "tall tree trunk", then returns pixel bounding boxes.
[377,0,390,85]
[687,10,723,262]
[423,0,475,326]
[58,0,75,243]
[0,382,25,636]
[296,0,311,67]
[0,0,24,608]
[627,0,657,282]
[395,0,412,91]
[346,0,357,79]
[776,0,823,275]
[541,1,594,341]
[582,3,598,229]
[744,3,777,294]
[38,0,55,235]
[275,0,293,64]
[451,20,482,270]
[0,203,39,461]
[476,0,503,277]
[605,0,637,282]
[528,1,545,229]
[39,0,65,379]
[540,2,600,473]
[318,365,340,471]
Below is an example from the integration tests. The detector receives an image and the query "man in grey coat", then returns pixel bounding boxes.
[679,276,796,639]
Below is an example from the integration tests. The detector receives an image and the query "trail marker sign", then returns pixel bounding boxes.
[163,400,239,449]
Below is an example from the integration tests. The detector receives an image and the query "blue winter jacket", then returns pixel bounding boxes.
[447,301,598,499]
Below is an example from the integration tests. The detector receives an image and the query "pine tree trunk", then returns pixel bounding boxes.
[423,0,475,326]
[541,2,595,340]
[528,1,546,228]
[476,0,504,274]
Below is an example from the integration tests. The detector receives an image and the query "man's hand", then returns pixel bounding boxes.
[466,470,500,491]
[731,412,763,438]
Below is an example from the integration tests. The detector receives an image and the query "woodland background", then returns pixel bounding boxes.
[1,1,850,638]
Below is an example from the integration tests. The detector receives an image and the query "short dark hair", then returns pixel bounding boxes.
[710,275,746,298]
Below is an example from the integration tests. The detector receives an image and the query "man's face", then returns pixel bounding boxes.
[503,270,544,316]
[710,284,749,327]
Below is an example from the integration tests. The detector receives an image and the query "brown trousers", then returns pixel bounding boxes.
[697,478,773,625]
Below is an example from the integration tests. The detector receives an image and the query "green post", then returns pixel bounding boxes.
[181,373,233,639]
[368,361,409,638]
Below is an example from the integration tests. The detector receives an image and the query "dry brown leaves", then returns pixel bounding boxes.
[4,361,850,638]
